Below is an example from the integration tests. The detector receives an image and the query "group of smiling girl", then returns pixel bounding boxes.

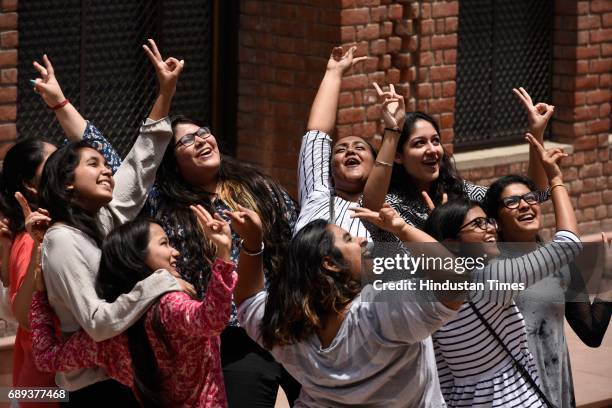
[0,41,610,408]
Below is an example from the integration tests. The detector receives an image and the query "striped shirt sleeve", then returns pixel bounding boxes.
[472,230,583,305]
[298,130,332,205]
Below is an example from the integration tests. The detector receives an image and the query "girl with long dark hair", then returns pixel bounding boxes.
[36,40,189,405]
[235,205,464,405]
[0,53,122,407]
[144,95,300,404]
[482,174,612,407]
[28,212,239,407]
[363,87,554,230]
[414,135,582,407]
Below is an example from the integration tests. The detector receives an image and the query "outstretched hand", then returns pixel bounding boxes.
[421,191,448,212]
[327,46,367,75]
[15,192,51,244]
[351,203,407,237]
[191,204,232,261]
[143,39,184,97]
[223,205,263,254]
[513,87,554,136]
[32,55,66,108]
[524,133,567,183]
[373,82,405,131]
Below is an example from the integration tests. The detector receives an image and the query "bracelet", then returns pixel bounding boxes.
[384,127,401,133]
[50,99,70,111]
[239,239,265,256]
[375,160,394,168]
[549,183,566,193]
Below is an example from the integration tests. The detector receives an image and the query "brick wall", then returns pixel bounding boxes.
[461,0,612,237]
[0,0,17,159]
[1,1,610,234]
[235,0,343,193]
[234,0,611,235]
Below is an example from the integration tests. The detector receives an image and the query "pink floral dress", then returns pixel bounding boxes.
[29,258,237,407]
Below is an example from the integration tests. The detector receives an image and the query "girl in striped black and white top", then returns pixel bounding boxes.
[421,134,580,407]
[296,46,373,239]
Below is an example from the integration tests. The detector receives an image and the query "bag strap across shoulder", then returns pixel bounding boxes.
[468,302,556,408]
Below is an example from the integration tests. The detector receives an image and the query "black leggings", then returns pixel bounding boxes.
[61,378,139,407]
[221,326,301,407]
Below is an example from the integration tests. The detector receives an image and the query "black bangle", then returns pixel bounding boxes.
[239,239,265,256]
[384,127,400,133]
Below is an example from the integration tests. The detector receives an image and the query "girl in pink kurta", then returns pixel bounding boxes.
[28,216,238,407]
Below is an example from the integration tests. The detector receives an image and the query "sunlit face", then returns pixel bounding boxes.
[70,147,114,211]
[331,136,375,195]
[497,183,541,242]
[145,223,180,277]
[325,224,367,280]
[395,120,444,189]
[173,123,221,186]
[456,206,500,258]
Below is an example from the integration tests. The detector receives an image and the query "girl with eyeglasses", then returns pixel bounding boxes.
[411,134,580,407]
[483,174,612,407]
[354,131,581,407]
[143,92,300,406]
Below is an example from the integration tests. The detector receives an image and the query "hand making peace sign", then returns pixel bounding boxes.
[142,38,184,97]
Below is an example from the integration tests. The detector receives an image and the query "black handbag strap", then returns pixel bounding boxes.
[468,302,556,408]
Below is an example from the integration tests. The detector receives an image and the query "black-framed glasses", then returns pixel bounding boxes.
[459,217,498,232]
[175,127,212,148]
[501,191,539,209]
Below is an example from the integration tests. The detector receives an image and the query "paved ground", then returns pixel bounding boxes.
[567,319,612,408]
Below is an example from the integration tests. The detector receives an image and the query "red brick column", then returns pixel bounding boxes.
[413,0,458,150]
[335,1,406,140]
[0,0,17,159]
[236,0,342,195]
[551,0,612,233]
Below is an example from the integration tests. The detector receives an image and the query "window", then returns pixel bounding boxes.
[17,0,237,156]
[454,0,553,150]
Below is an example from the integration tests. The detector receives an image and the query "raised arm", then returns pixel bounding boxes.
[32,55,122,172]
[9,192,49,329]
[143,39,183,121]
[352,204,464,310]
[362,83,405,211]
[474,135,580,304]
[525,133,577,234]
[223,205,265,307]
[103,39,183,227]
[307,46,366,134]
[513,87,554,192]
[157,259,236,338]
[32,55,87,140]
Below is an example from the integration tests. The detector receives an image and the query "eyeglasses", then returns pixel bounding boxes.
[175,127,212,148]
[459,217,498,232]
[501,191,539,209]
